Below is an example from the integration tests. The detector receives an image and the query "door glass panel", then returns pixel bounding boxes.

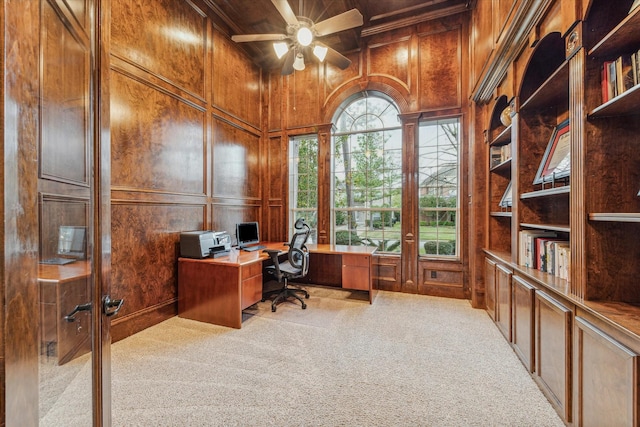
[38,0,93,425]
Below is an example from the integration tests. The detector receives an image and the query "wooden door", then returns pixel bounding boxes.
[2,0,115,424]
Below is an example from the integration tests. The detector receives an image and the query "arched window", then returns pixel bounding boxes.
[332,94,402,253]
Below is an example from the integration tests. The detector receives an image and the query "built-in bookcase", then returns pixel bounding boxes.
[583,1,640,303]
[515,33,570,281]
[487,95,513,256]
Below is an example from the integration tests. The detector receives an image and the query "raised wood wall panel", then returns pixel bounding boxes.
[111,72,207,195]
[471,0,494,85]
[418,260,464,299]
[111,204,205,315]
[39,197,89,258]
[63,0,89,30]
[536,290,573,422]
[367,38,410,89]
[418,25,463,111]
[111,0,207,99]
[211,204,261,242]
[41,1,90,185]
[375,256,401,292]
[212,29,261,128]
[264,136,285,242]
[286,63,322,129]
[268,72,283,131]
[212,117,261,199]
[574,316,639,427]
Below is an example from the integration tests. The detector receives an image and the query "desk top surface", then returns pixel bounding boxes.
[178,242,377,266]
[38,260,91,283]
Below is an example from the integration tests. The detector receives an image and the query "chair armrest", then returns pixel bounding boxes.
[262,249,282,278]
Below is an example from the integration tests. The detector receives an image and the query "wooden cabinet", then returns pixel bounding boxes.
[484,257,496,321]
[574,316,639,427]
[495,264,512,341]
[535,290,572,422]
[342,253,371,291]
[512,275,535,372]
[38,262,91,365]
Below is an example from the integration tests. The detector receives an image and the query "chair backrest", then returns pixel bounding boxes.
[288,220,310,276]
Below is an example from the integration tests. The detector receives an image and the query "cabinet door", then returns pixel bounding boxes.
[512,275,535,372]
[484,258,497,321]
[342,254,370,291]
[535,291,572,422]
[496,264,512,341]
[574,317,639,427]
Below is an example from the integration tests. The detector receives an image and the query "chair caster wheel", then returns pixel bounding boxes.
[305,294,310,299]
[302,303,307,309]
[272,306,277,312]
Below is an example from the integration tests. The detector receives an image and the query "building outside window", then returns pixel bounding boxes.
[289,135,318,241]
[332,95,402,253]
[418,117,460,257]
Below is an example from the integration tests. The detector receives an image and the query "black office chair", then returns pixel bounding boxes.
[262,218,311,312]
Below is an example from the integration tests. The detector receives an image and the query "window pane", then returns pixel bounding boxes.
[418,118,460,258]
[332,96,402,254]
[289,136,318,240]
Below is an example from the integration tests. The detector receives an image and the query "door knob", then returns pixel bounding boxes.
[103,295,124,317]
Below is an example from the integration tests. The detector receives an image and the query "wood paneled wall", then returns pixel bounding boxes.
[109,0,263,339]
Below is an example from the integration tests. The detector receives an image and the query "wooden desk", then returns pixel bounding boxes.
[178,242,376,328]
[38,261,91,364]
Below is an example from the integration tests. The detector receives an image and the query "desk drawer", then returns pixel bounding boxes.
[342,254,370,268]
[242,261,262,280]
[242,274,262,309]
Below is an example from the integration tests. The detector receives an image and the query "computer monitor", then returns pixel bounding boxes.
[235,221,260,248]
[57,226,87,259]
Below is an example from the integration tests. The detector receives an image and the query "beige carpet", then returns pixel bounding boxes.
[40,289,564,426]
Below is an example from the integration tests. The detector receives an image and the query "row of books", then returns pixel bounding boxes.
[601,49,640,103]
[518,230,570,281]
[490,143,512,168]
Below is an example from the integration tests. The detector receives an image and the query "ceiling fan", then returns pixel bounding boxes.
[231,0,363,75]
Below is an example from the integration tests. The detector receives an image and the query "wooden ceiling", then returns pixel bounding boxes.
[199,0,474,71]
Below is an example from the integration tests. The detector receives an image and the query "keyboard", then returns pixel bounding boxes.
[242,245,266,252]
[40,257,76,265]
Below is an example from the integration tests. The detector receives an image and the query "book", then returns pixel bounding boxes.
[519,230,557,268]
[601,61,611,103]
[616,54,635,95]
[606,60,617,100]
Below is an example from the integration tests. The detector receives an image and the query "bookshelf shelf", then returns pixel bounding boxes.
[490,211,512,218]
[589,213,640,222]
[588,7,640,58]
[589,84,640,118]
[490,125,511,146]
[520,61,569,111]
[521,222,570,233]
[520,185,570,199]
[490,158,511,174]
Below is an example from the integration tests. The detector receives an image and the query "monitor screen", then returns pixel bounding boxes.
[236,222,260,247]
[57,226,87,259]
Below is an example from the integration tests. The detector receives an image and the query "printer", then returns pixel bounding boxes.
[180,230,231,258]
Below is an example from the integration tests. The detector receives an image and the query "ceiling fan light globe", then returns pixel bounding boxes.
[273,42,289,59]
[313,45,328,62]
[296,27,313,46]
[293,53,305,71]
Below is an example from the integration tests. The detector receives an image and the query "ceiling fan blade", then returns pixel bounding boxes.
[231,33,287,43]
[271,0,299,27]
[325,46,352,70]
[314,9,363,37]
[281,49,295,75]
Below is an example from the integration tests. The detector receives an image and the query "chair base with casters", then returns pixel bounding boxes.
[261,278,309,312]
